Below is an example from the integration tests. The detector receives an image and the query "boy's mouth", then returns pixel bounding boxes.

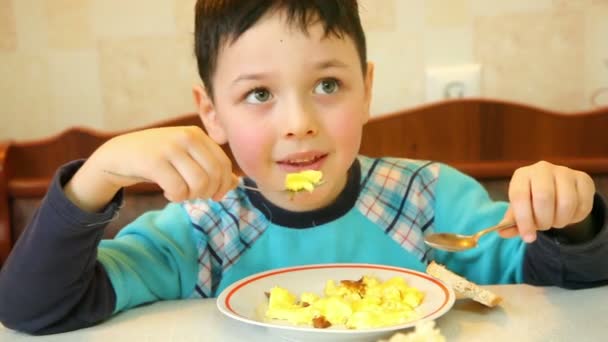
[277,152,328,171]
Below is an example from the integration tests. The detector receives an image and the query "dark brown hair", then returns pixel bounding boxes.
[194,0,367,99]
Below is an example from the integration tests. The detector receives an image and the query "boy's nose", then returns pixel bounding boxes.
[283,103,319,139]
[285,126,317,138]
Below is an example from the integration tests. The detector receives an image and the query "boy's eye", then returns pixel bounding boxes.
[314,78,340,95]
[245,88,272,104]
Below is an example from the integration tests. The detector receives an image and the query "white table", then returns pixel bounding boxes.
[1,284,607,342]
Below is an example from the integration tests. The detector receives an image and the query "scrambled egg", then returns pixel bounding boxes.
[284,170,323,192]
[265,276,424,329]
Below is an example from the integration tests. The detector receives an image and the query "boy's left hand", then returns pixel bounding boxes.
[499,161,596,243]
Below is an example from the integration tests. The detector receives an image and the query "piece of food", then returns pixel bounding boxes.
[265,275,425,329]
[426,261,502,307]
[284,170,323,192]
[378,320,445,342]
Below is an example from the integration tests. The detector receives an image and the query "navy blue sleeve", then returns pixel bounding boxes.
[523,193,608,289]
[0,160,121,335]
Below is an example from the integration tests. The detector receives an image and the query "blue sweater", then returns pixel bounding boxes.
[1,156,607,334]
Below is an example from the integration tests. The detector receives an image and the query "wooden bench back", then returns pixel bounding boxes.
[1,98,607,265]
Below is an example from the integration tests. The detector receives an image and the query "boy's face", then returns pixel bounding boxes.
[194,11,373,211]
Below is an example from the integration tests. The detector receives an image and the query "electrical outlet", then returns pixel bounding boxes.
[425,64,481,102]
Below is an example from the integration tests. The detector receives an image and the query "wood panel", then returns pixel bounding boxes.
[1,98,607,265]
[359,99,608,163]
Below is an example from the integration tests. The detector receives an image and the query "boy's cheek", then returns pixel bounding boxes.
[327,112,364,145]
[227,129,269,175]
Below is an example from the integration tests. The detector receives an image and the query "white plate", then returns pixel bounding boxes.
[217,263,455,342]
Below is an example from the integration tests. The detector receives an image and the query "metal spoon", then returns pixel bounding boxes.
[424,221,516,252]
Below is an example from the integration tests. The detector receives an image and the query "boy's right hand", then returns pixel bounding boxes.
[65,126,237,212]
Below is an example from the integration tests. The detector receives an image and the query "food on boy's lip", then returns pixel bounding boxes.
[264,275,425,329]
[426,261,502,307]
[284,170,323,192]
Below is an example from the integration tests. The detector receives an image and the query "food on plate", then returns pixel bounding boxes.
[264,275,425,329]
[284,170,323,193]
[378,320,445,342]
[426,261,502,307]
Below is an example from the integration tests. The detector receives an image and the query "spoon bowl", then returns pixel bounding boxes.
[424,221,516,252]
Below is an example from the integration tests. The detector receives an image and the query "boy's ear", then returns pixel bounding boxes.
[362,61,375,124]
[192,85,228,144]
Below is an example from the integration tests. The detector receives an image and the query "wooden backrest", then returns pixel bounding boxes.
[1,98,607,265]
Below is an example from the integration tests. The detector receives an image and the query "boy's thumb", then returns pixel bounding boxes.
[498,207,519,238]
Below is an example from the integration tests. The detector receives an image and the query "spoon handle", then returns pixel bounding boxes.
[239,180,326,193]
[473,221,516,239]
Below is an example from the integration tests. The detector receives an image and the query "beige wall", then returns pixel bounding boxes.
[1,0,607,140]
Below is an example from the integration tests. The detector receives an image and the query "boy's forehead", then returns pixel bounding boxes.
[219,22,357,74]
[209,9,363,89]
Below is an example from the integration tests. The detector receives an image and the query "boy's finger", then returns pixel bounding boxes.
[212,176,232,201]
[552,170,577,228]
[187,143,225,199]
[154,161,190,202]
[211,171,239,201]
[211,165,239,201]
[509,170,537,243]
[529,165,555,230]
[218,168,239,199]
[573,173,596,223]
[230,173,239,189]
[199,138,235,200]
[202,135,233,173]
[170,150,211,199]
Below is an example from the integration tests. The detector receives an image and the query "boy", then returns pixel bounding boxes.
[1,0,607,335]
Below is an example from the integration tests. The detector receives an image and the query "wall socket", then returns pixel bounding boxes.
[425,64,481,102]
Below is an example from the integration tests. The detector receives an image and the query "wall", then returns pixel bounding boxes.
[1,0,607,140]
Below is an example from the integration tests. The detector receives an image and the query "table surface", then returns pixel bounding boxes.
[1,284,607,342]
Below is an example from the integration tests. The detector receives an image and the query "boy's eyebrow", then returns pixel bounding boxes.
[312,59,349,70]
[231,59,350,85]
[232,72,271,85]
